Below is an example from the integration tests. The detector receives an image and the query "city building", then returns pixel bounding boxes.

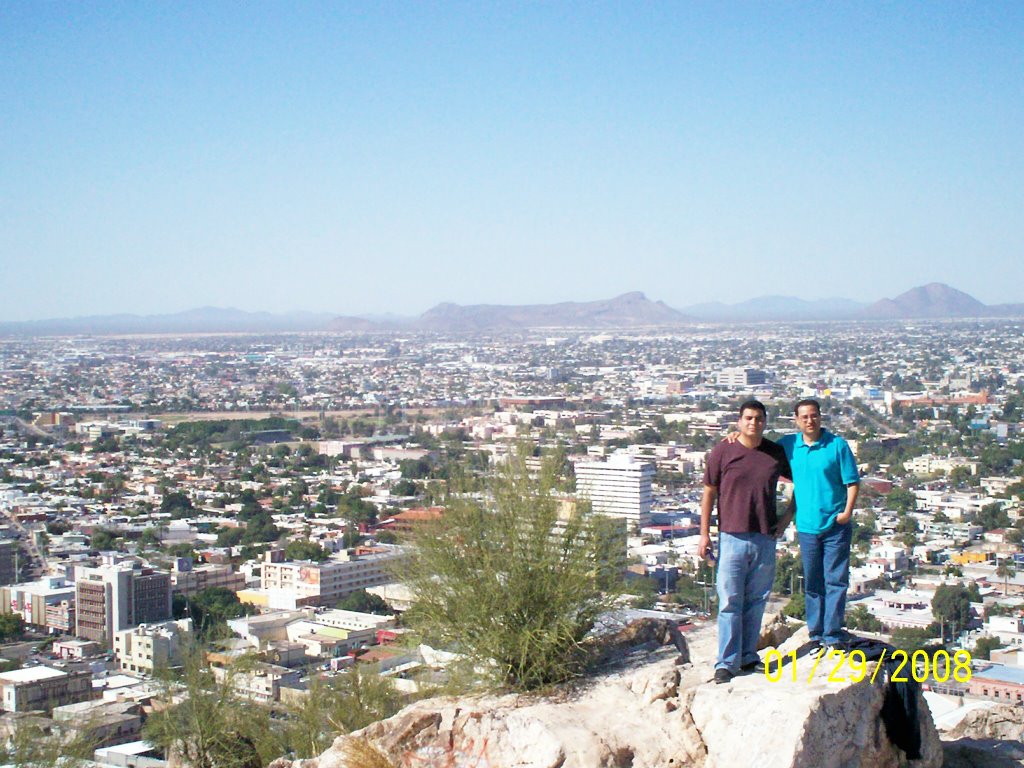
[574,453,655,527]
[75,559,172,646]
[113,618,194,675]
[715,367,768,389]
[284,608,396,656]
[210,662,300,703]
[169,559,245,596]
[968,664,1024,703]
[0,540,16,586]
[239,546,408,610]
[0,576,76,632]
[0,665,92,713]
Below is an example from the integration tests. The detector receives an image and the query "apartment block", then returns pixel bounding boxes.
[574,453,655,527]
[246,546,407,609]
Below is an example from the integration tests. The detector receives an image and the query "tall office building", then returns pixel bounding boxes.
[0,540,17,586]
[574,453,655,527]
[75,560,172,646]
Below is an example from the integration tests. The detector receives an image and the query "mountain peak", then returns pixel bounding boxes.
[611,291,648,303]
[863,283,986,319]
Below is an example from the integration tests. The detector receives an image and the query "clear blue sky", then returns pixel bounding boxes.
[2,2,1022,320]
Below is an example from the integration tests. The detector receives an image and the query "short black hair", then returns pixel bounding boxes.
[794,398,821,415]
[739,399,766,417]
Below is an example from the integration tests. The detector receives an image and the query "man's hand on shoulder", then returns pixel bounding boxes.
[722,431,739,444]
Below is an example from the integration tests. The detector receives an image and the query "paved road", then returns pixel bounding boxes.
[10,417,51,441]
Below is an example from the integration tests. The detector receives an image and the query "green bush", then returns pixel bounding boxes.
[404,448,623,691]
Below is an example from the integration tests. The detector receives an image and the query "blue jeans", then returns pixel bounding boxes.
[715,532,777,672]
[798,522,852,644]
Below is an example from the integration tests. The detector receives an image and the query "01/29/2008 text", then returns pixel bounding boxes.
[762,648,972,685]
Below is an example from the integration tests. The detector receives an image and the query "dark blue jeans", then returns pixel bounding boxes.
[798,522,852,644]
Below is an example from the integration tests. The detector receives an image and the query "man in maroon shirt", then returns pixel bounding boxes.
[699,399,792,683]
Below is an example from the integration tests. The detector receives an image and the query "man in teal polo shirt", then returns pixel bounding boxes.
[778,398,860,653]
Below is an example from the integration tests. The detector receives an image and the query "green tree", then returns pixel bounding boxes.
[284,539,331,562]
[404,448,623,690]
[886,487,917,512]
[974,635,1003,660]
[393,479,419,497]
[90,527,118,551]
[773,552,803,596]
[0,612,24,642]
[996,561,1017,595]
[336,589,392,615]
[161,490,194,518]
[167,542,198,559]
[216,527,244,548]
[143,649,271,768]
[240,511,279,544]
[851,510,876,551]
[978,502,1011,532]
[139,527,162,550]
[846,604,882,632]
[890,626,937,654]
[279,668,402,758]
[782,592,806,620]
[0,716,98,767]
[932,584,972,631]
[174,587,256,640]
[948,465,973,488]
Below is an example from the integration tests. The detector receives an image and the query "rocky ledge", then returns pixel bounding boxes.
[274,618,943,768]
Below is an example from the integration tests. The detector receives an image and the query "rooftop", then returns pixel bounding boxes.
[0,666,68,683]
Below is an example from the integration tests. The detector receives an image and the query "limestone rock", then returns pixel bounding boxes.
[942,704,1024,768]
[758,612,799,651]
[283,621,944,768]
[947,704,1024,741]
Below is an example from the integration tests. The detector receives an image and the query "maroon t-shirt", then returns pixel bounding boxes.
[703,439,792,535]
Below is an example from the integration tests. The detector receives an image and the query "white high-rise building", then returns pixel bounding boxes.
[716,367,768,389]
[574,453,655,527]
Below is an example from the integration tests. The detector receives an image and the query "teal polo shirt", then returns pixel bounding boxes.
[778,429,859,535]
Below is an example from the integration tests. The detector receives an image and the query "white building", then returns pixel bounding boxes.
[575,453,655,527]
[241,546,408,610]
[113,618,194,675]
[905,454,979,476]
[983,615,1024,647]
[715,367,768,389]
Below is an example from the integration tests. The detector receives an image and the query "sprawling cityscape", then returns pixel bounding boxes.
[1,314,1023,761]
[5,1,1023,764]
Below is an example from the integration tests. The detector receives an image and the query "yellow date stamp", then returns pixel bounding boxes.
[763,648,973,684]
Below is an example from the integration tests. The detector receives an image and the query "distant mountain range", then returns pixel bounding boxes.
[3,283,1023,335]
[416,292,691,331]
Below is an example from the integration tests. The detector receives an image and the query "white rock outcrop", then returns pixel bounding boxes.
[279,622,943,768]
